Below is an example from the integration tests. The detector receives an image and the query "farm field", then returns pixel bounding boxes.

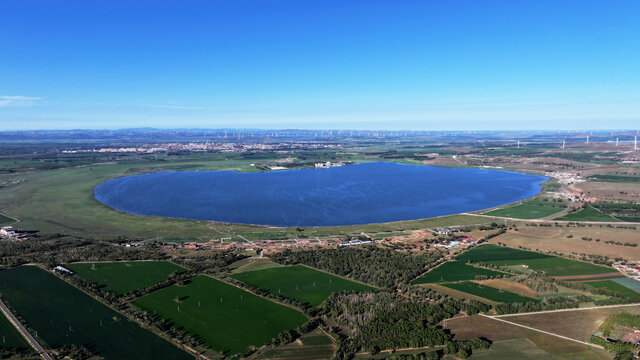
[230,265,376,306]
[587,174,640,183]
[448,315,610,360]
[554,206,620,222]
[482,198,566,219]
[593,203,640,222]
[611,278,640,293]
[133,275,307,355]
[0,266,192,360]
[582,280,640,298]
[458,244,615,276]
[230,258,285,274]
[499,305,640,343]
[410,261,504,284]
[66,261,186,294]
[469,338,555,360]
[490,225,640,261]
[255,328,335,360]
[0,311,31,352]
[441,282,538,303]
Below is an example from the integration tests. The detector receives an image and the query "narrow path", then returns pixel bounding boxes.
[478,314,602,349]
[0,212,20,224]
[0,298,52,360]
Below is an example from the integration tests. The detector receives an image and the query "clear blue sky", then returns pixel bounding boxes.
[1,0,639,130]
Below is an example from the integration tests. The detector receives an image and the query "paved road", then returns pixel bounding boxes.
[479,314,603,349]
[0,299,52,360]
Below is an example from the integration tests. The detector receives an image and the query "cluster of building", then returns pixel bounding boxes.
[314,161,344,168]
[60,141,343,155]
[0,226,29,242]
[338,239,373,247]
[433,237,474,249]
[613,262,640,280]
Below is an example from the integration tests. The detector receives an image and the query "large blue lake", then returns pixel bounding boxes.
[94,162,548,227]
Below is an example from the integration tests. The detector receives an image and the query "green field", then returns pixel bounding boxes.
[0,213,14,226]
[584,280,640,298]
[231,265,376,306]
[0,266,192,360]
[0,311,31,352]
[482,198,566,219]
[554,206,620,222]
[458,244,614,276]
[441,282,539,303]
[134,275,307,355]
[66,261,186,294]
[411,261,504,284]
[458,244,550,263]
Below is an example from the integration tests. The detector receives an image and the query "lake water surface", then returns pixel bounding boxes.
[94,162,548,226]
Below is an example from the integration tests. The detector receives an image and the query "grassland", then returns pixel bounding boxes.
[133,275,307,355]
[554,206,620,222]
[0,311,30,351]
[583,280,640,298]
[0,213,14,226]
[231,265,376,306]
[441,282,538,303]
[458,244,614,276]
[410,261,504,284]
[0,266,192,360]
[482,198,567,219]
[0,156,495,242]
[255,328,335,360]
[66,261,186,294]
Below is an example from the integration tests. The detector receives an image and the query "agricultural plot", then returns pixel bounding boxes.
[458,244,614,277]
[593,203,640,222]
[499,305,640,343]
[441,282,538,303]
[448,315,610,360]
[554,206,620,222]
[470,338,555,360]
[0,311,30,352]
[66,261,186,294]
[612,278,640,293]
[411,261,504,284]
[255,328,335,360]
[231,265,376,306]
[0,266,192,360]
[583,280,640,298]
[482,198,566,219]
[134,275,307,355]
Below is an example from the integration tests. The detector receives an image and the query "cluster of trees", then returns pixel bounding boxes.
[51,344,95,360]
[171,251,247,274]
[590,336,637,360]
[270,247,444,288]
[0,237,166,268]
[511,274,558,293]
[495,296,586,315]
[322,290,490,359]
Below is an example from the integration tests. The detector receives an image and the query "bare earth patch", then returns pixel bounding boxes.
[475,279,537,298]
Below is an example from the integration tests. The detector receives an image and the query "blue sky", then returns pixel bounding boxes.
[1,0,639,130]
